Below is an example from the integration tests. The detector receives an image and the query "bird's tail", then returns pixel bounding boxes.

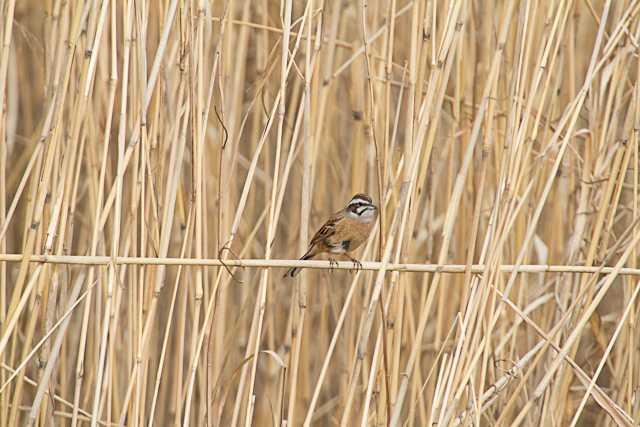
[283,251,314,278]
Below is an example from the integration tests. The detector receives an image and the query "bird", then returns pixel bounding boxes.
[283,193,378,278]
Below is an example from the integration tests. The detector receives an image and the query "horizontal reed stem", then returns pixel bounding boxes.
[1,254,638,276]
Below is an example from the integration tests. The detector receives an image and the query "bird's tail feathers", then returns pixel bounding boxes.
[283,251,314,278]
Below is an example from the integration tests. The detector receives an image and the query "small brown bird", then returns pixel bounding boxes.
[283,193,378,278]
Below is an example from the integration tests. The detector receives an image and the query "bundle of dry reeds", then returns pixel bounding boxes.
[1,0,639,425]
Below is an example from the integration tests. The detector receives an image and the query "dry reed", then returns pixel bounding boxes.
[1,0,640,426]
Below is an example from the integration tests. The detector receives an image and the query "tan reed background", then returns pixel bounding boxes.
[1,0,639,425]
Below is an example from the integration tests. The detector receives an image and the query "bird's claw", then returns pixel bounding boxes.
[350,259,363,273]
[344,255,362,273]
[328,258,338,272]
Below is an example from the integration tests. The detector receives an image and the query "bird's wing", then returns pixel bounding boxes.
[309,213,341,248]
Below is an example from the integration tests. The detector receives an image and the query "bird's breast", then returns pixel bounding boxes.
[326,217,374,252]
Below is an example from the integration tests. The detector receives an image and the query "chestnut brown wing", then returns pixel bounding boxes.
[308,214,341,248]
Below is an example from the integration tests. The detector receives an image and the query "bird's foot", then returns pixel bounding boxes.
[348,257,363,273]
[328,257,338,272]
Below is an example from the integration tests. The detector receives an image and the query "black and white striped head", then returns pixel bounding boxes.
[345,193,378,222]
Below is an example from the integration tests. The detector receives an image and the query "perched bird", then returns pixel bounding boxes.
[283,193,378,278]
